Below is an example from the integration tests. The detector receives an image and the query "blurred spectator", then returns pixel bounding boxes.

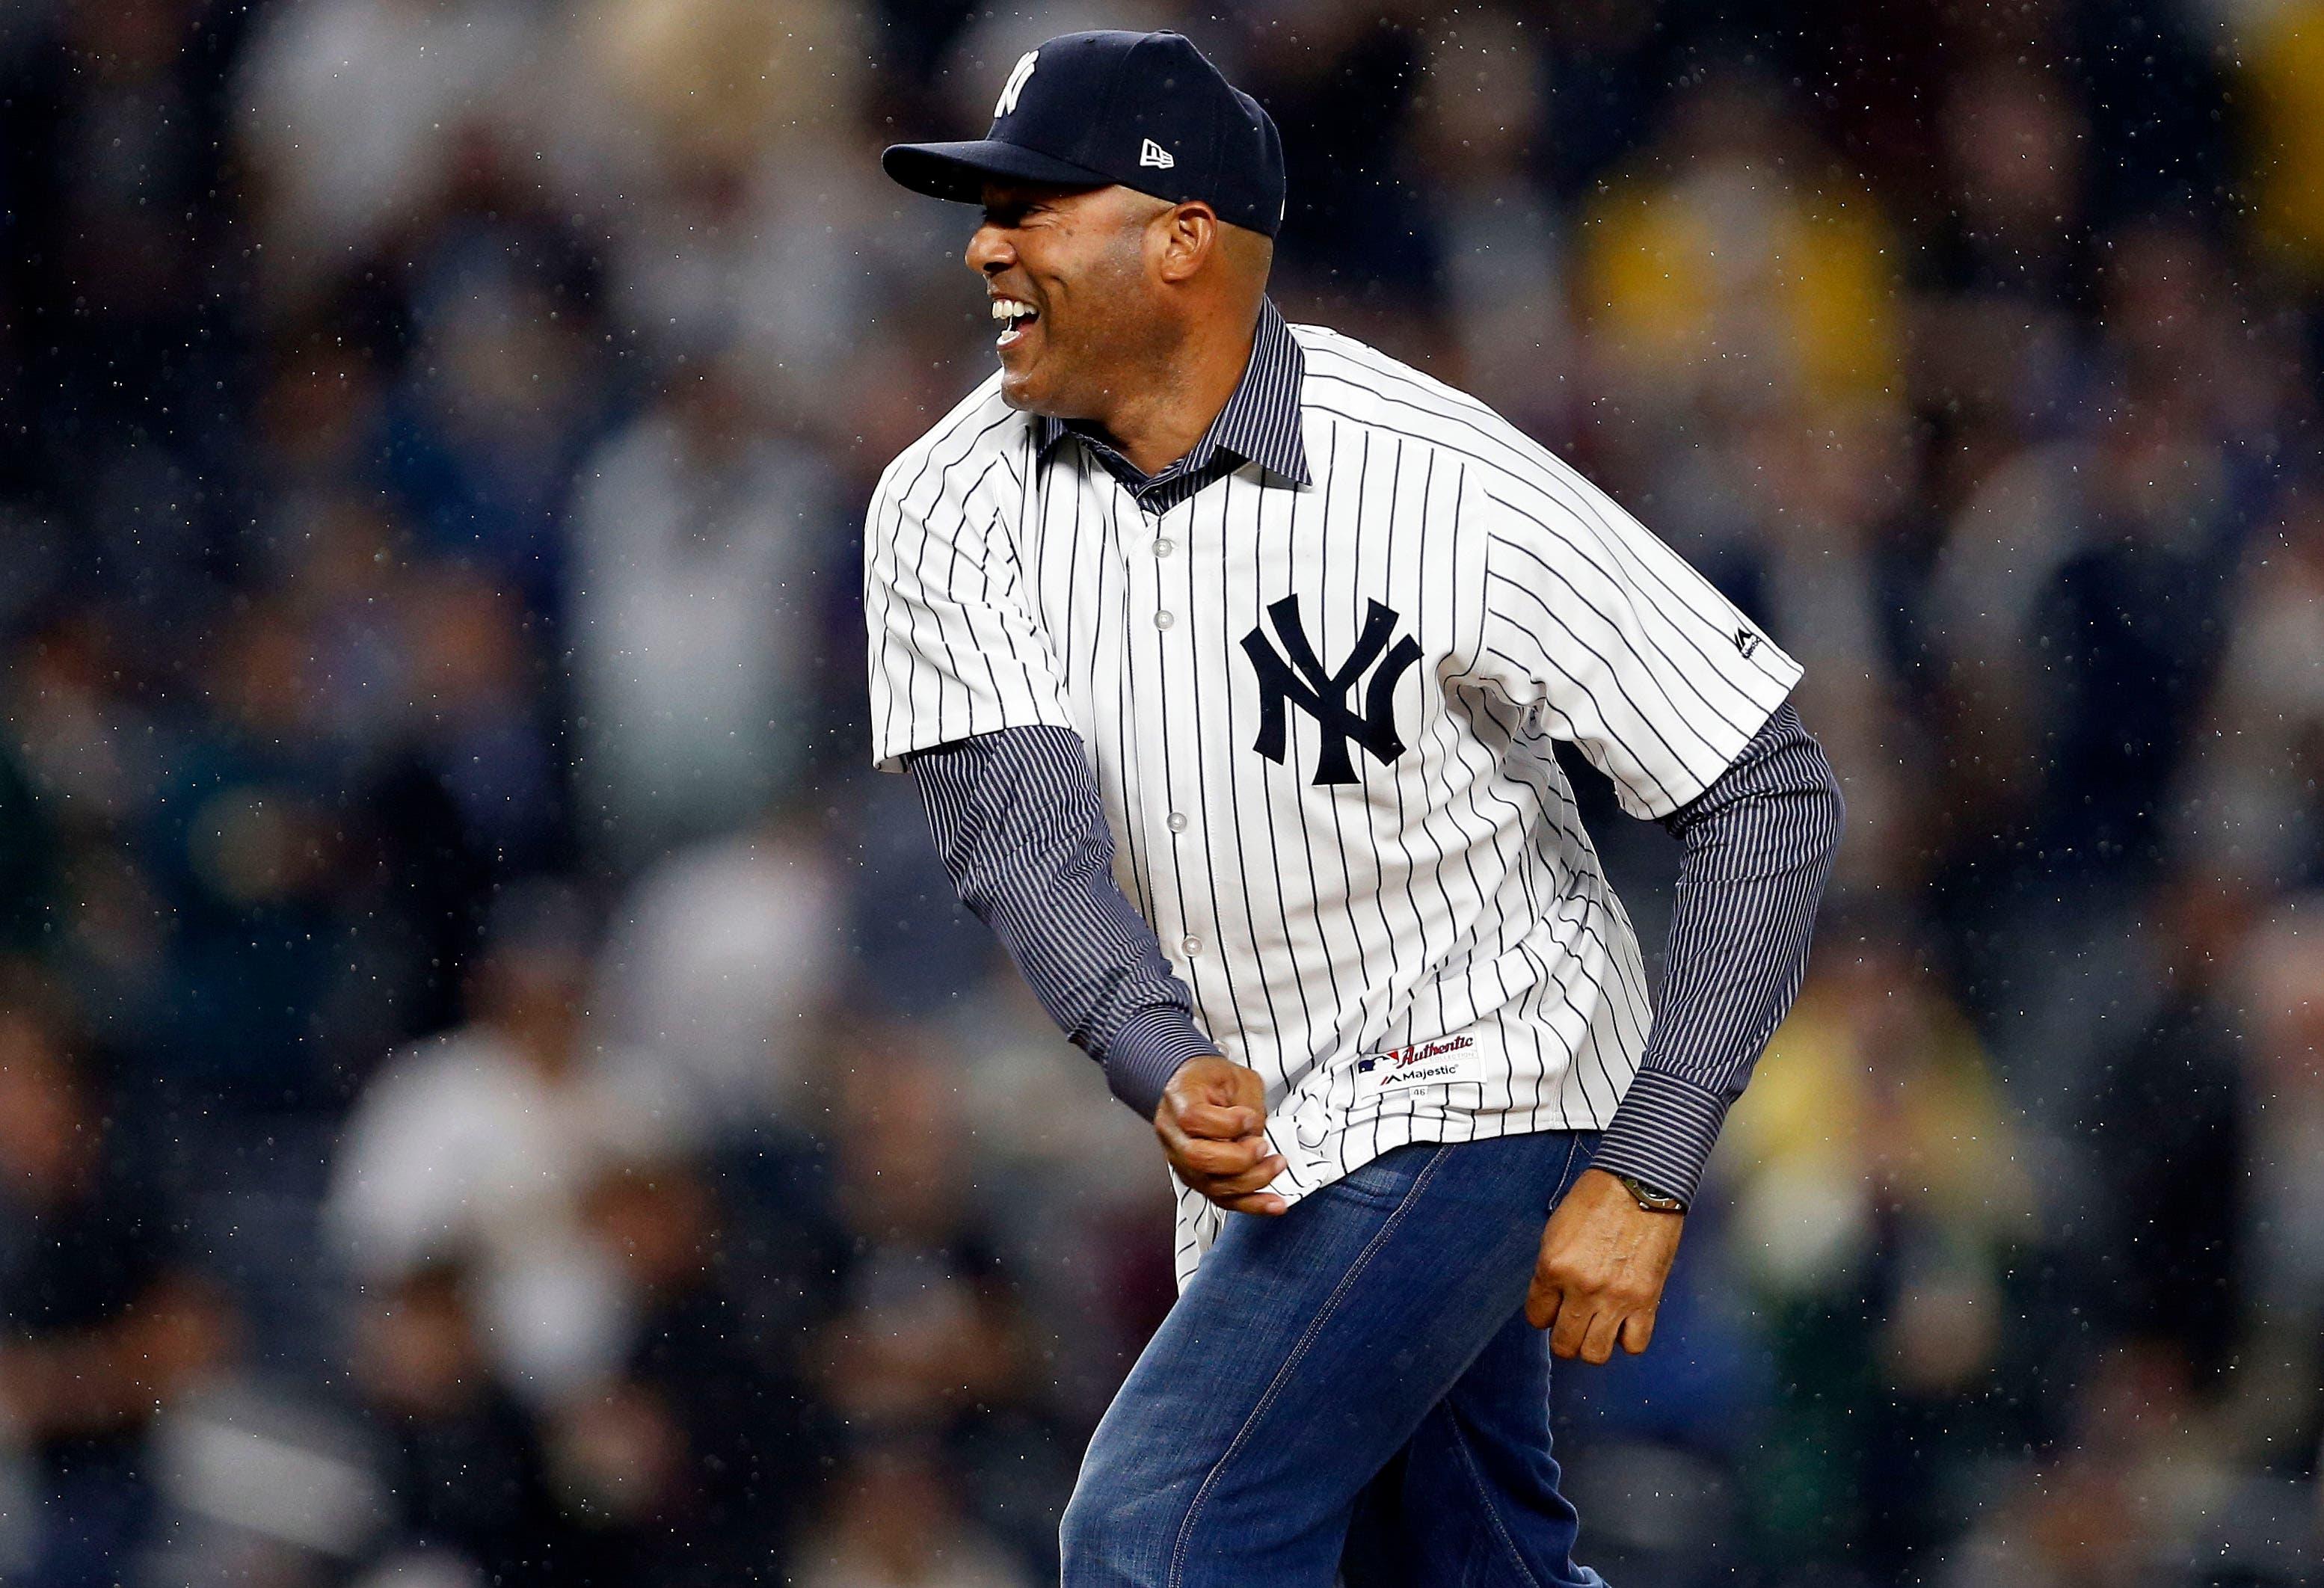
[143,601,366,1109]
[0,0,249,499]
[564,0,865,172]
[1410,11,1572,440]
[792,1438,1033,1588]
[1732,400,1924,896]
[251,335,395,533]
[10,608,163,856]
[2241,0,2324,286]
[1934,1344,2197,1587]
[1576,69,1902,421]
[2027,390,2237,874]
[381,233,608,617]
[550,1155,832,1583]
[347,1261,575,1584]
[594,801,846,1131]
[1231,2,1440,312]
[2074,873,2253,1383]
[235,0,536,295]
[813,1037,1065,1569]
[1931,55,2089,307]
[386,564,566,868]
[328,885,682,1398]
[1718,938,2035,1575]
[814,1044,1036,1438]
[2220,893,2324,1469]
[2189,478,2324,885]
[553,0,878,422]
[568,355,840,858]
[281,506,562,1045]
[0,965,235,1588]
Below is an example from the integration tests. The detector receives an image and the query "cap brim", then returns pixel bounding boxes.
[882,140,1113,205]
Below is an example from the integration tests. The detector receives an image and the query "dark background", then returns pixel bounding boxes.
[0,1,2320,1584]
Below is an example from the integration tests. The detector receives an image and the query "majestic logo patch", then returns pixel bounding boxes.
[1139,138,1175,169]
[1734,627,1761,659]
[995,51,1038,118]
[1348,1033,1483,1099]
[1243,596,1423,786]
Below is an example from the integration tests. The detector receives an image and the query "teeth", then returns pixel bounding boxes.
[989,299,1034,322]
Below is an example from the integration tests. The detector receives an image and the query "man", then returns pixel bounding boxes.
[328,885,679,1397]
[866,30,1844,1586]
[0,967,233,1588]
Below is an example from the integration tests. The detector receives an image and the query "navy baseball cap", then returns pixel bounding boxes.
[882,31,1287,238]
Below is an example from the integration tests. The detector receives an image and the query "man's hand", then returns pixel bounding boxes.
[1526,1168,1684,1363]
[1153,1055,1288,1216]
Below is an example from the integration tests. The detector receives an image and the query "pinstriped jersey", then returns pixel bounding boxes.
[867,319,1802,1285]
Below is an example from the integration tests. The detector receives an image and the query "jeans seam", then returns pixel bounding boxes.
[1446,1410,1549,1588]
[1448,1130,1583,1588]
[1551,1134,1584,1202]
[1165,1144,1454,1588]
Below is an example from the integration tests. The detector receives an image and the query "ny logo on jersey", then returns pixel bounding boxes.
[1243,596,1424,786]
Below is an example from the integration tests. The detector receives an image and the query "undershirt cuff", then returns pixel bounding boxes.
[1105,1007,1223,1118]
[1587,1068,1733,1207]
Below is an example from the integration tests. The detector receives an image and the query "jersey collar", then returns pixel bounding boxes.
[1033,298,1310,508]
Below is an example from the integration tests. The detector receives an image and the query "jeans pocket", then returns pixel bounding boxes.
[1549,1130,1603,1204]
[1327,1142,1446,1210]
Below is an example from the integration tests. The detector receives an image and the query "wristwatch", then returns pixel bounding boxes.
[1611,1172,1686,1214]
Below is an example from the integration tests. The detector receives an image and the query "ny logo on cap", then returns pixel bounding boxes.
[1139,138,1175,169]
[1244,597,1423,786]
[995,50,1038,118]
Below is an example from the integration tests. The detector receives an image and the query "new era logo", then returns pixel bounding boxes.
[1139,138,1175,169]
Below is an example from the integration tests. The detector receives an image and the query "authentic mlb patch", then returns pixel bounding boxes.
[1350,1032,1485,1099]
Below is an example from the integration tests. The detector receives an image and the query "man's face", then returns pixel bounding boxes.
[965,181,1169,416]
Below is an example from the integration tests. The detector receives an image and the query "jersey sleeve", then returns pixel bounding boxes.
[1467,462,1804,820]
[865,440,1074,772]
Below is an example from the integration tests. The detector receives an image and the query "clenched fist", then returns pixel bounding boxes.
[1153,1055,1288,1216]
[1526,1168,1685,1363]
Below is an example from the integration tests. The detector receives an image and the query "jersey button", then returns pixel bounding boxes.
[1166,812,1188,833]
[1154,611,1174,629]
[1152,538,1175,557]
[1180,935,1202,957]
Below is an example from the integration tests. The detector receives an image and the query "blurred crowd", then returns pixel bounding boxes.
[1,0,2322,1584]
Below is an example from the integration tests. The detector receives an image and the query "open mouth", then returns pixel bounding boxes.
[992,297,1040,351]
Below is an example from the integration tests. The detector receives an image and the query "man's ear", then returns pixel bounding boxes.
[1152,201,1220,286]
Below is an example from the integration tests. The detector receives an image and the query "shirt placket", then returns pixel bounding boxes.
[1124,486,1211,979]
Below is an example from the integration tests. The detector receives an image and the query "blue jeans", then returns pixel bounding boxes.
[1062,1132,1609,1587]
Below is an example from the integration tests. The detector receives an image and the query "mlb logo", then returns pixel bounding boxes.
[1354,1058,1377,1074]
